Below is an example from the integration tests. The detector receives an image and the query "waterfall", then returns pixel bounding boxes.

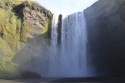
[47,11,88,77]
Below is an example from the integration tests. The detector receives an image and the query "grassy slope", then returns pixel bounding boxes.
[0,7,20,77]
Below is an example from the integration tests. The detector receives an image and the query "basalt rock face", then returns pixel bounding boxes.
[85,0,125,76]
[0,0,53,78]
[14,2,53,40]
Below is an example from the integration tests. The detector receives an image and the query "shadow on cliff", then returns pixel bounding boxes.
[85,0,125,76]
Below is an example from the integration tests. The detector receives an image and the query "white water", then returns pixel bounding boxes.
[47,11,88,77]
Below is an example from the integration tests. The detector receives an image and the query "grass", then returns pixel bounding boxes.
[0,8,20,77]
[0,38,18,77]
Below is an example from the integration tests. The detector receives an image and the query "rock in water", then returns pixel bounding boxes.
[21,71,41,79]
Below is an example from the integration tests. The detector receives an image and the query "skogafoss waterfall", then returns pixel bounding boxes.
[47,11,88,77]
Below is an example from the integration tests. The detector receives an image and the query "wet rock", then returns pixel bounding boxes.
[21,71,41,79]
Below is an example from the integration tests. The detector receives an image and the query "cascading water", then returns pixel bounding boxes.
[47,11,88,77]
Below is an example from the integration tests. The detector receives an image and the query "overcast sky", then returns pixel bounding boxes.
[36,0,98,17]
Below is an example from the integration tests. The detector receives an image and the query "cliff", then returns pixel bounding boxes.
[0,0,53,78]
[84,0,125,76]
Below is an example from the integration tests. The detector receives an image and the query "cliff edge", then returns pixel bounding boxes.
[0,0,53,78]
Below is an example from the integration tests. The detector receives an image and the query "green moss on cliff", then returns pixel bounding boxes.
[20,22,29,42]
[0,8,20,77]
[0,8,20,51]
[1,0,8,3]
[0,38,18,77]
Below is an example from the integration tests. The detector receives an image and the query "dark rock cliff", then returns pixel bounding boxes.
[84,0,125,76]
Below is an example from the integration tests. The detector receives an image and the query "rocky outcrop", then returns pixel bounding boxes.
[0,0,53,78]
[57,14,62,44]
[21,71,41,79]
[84,0,125,76]
[14,1,53,40]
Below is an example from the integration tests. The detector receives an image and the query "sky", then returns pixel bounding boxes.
[36,0,98,17]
